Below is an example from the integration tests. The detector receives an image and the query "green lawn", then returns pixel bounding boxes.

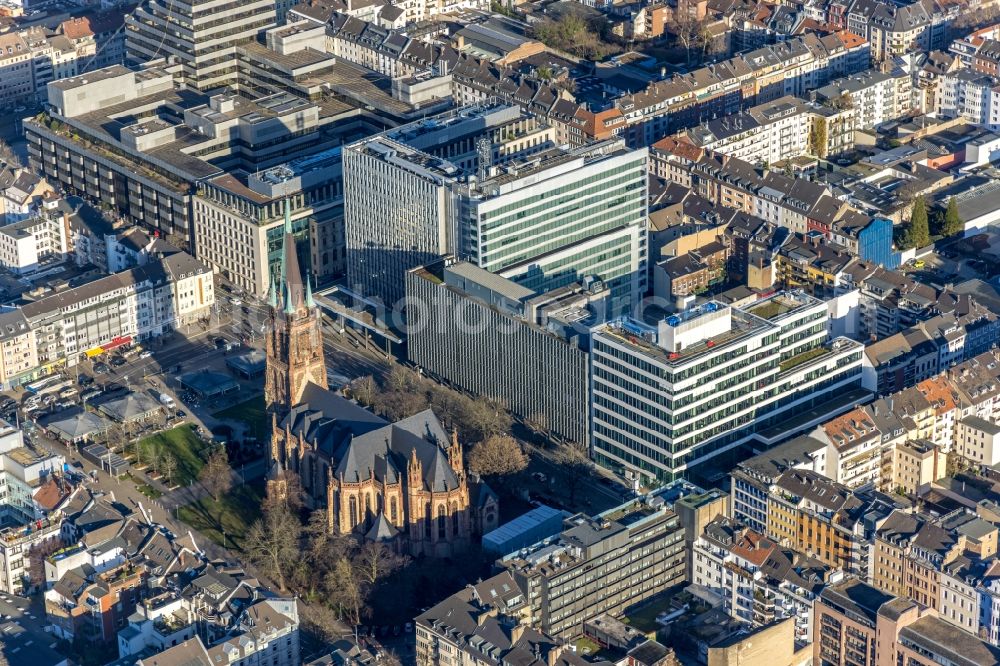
[779,347,830,373]
[213,395,267,441]
[131,476,163,499]
[176,481,265,551]
[137,424,208,486]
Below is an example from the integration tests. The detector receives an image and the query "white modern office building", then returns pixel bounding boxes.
[590,291,866,482]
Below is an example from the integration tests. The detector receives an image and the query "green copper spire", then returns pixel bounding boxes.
[283,280,296,315]
[305,274,315,309]
[267,273,277,309]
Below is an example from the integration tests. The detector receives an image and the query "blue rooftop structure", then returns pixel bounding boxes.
[482,504,568,554]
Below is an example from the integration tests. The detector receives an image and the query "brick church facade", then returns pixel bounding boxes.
[264,201,498,556]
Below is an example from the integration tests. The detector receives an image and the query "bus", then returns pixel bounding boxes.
[25,375,59,394]
[38,380,73,396]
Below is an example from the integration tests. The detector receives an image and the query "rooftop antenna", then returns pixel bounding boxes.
[476,135,491,181]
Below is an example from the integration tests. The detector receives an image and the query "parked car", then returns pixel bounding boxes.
[81,389,101,402]
[110,356,128,368]
[139,350,152,359]
[78,374,94,386]
[175,410,186,418]
[93,362,109,374]
[214,337,228,349]
[0,398,16,412]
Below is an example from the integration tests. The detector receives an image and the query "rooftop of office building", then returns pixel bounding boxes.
[350,138,462,183]
[380,100,520,146]
[744,290,822,322]
[499,482,698,576]
[598,301,775,368]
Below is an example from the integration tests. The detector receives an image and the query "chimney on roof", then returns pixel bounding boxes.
[510,623,525,644]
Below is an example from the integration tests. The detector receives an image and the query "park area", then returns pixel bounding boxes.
[135,423,209,486]
[176,480,265,551]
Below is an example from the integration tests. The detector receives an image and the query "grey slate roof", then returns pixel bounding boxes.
[286,383,459,491]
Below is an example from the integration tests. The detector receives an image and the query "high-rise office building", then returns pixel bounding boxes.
[590,291,866,482]
[125,0,276,91]
[342,102,648,311]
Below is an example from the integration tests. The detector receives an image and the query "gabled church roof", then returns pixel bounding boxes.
[284,385,460,492]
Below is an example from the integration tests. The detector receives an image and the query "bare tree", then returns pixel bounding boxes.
[468,435,529,479]
[199,447,233,500]
[160,453,178,487]
[350,375,377,407]
[354,541,407,588]
[147,442,163,476]
[325,557,364,625]
[245,504,301,591]
[672,11,707,65]
[553,442,592,506]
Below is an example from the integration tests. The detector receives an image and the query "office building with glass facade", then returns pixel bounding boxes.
[590,291,866,482]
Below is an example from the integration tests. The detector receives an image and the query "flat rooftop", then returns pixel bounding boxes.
[48,64,133,90]
[353,138,461,183]
[600,308,773,367]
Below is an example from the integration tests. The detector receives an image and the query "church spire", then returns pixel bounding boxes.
[305,274,315,309]
[267,273,277,309]
[278,197,304,314]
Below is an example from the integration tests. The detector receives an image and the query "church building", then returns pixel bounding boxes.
[264,200,498,556]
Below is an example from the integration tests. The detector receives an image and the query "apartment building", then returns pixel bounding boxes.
[0,419,66,594]
[24,24,96,100]
[651,149,895,271]
[693,516,829,643]
[768,469,873,574]
[406,259,593,445]
[498,484,691,638]
[344,103,648,311]
[314,12,869,148]
[955,415,1000,466]
[813,68,911,130]
[863,303,1000,395]
[0,32,36,105]
[872,509,999,619]
[0,310,37,390]
[815,407,883,488]
[814,578,1000,666]
[683,96,815,166]
[844,0,950,63]
[1,252,214,380]
[590,291,865,482]
[937,70,1000,130]
[129,599,301,666]
[415,571,590,666]
[0,194,71,275]
[47,561,145,642]
[730,393,944,502]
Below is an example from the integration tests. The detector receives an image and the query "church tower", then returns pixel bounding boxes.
[265,198,328,417]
